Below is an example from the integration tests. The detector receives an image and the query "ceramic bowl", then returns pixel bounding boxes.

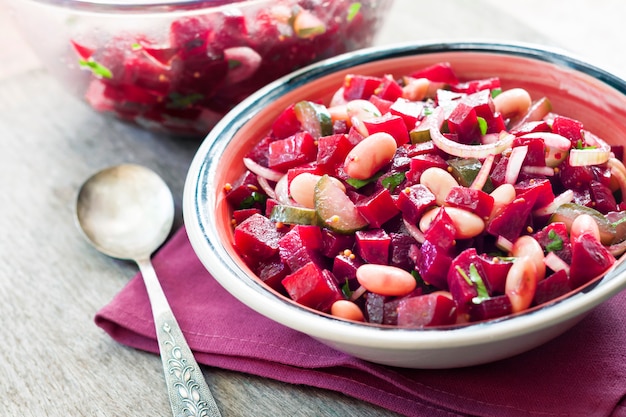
[183,41,626,368]
[8,0,392,138]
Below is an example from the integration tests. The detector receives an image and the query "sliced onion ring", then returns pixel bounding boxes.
[568,130,611,167]
[243,157,284,182]
[428,107,514,158]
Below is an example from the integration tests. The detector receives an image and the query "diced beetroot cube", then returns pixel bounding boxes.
[459,89,495,119]
[123,51,172,95]
[444,186,495,220]
[551,115,584,144]
[365,292,385,324]
[533,222,572,264]
[233,208,261,225]
[255,254,289,293]
[268,131,317,171]
[278,225,325,272]
[389,98,425,131]
[489,155,508,188]
[406,153,448,184]
[514,178,554,210]
[342,74,383,100]
[316,134,353,174]
[410,62,459,84]
[533,269,571,305]
[369,95,394,115]
[362,113,410,146]
[415,239,453,289]
[169,16,211,57]
[512,136,546,167]
[510,120,551,136]
[281,262,343,312]
[423,207,456,252]
[245,135,273,167]
[389,232,418,270]
[271,103,301,139]
[557,159,596,190]
[589,180,618,213]
[347,125,365,145]
[264,198,280,218]
[287,163,320,187]
[320,229,355,258]
[468,294,512,322]
[476,254,513,295]
[569,231,615,289]
[332,253,363,288]
[397,293,457,327]
[355,228,390,265]
[395,184,437,224]
[374,74,403,101]
[233,213,282,263]
[486,193,538,241]
[447,102,481,144]
[447,248,484,312]
[405,140,438,158]
[356,188,399,228]
[224,171,261,209]
[451,77,501,94]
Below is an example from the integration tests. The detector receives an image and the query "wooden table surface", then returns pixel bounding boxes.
[1,1,625,416]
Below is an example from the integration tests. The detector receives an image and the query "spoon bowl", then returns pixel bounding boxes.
[76,164,174,260]
[76,163,222,417]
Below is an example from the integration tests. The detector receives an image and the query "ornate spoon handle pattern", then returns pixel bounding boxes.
[138,258,222,417]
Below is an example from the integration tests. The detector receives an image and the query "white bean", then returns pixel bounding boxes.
[289,173,322,208]
[505,256,538,313]
[419,167,459,205]
[330,299,365,322]
[419,206,485,239]
[510,235,546,281]
[493,88,532,120]
[570,213,602,242]
[344,132,397,180]
[356,264,417,296]
[489,183,516,220]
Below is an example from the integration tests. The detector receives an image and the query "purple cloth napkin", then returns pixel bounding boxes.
[95,226,626,417]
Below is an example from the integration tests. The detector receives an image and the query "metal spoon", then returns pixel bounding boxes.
[75,164,222,417]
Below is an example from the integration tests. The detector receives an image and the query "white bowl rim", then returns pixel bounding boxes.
[183,40,626,350]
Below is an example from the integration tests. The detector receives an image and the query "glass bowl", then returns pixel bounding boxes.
[8,0,393,137]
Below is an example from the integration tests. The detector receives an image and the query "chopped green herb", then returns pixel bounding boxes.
[78,58,112,79]
[611,215,626,227]
[229,59,242,70]
[381,172,405,192]
[545,229,564,252]
[477,116,488,136]
[491,88,502,98]
[131,43,142,50]
[456,264,489,304]
[167,92,205,109]
[345,172,382,189]
[347,3,362,22]
[341,279,353,298]
[239,191,266,209]
[469,263,489,303]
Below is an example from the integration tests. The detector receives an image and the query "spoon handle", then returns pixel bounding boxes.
[136,257,222,417]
